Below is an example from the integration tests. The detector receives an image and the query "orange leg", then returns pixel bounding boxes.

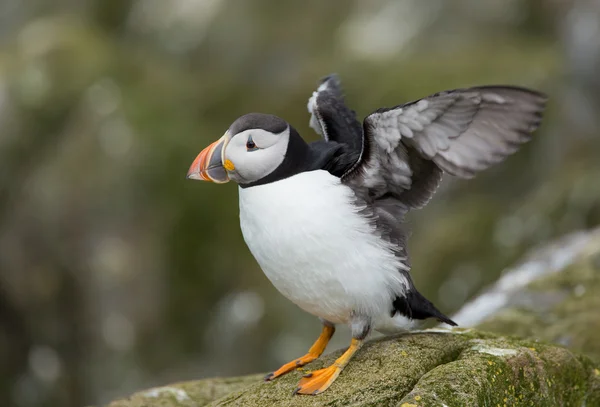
[294,338,363,395]
[264,324,335,381]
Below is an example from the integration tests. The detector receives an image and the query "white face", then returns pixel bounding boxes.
[224,127,290,184]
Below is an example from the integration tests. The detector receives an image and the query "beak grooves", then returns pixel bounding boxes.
[186,134,230,183]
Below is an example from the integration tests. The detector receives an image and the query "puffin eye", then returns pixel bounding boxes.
[246,135,258,152]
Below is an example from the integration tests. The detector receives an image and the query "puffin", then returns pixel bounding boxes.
[186,75,546,395]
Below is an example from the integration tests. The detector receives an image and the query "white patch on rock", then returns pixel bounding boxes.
[471,344,518,357]
[143,386,190,402]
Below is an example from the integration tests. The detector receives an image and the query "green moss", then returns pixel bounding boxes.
[397,337,595,407]
[105,331,599,407]
[212,332,468,407]
[478,235,600,363]
[106,375,263,407]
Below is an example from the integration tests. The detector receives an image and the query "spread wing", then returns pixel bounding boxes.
[307,74,363,154]
[346,86,547,210]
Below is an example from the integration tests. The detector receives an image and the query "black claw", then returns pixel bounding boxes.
[303,372,313,378]
[292,387,301,396]
[264,372,274,381]
[295,360,301,366]
[312,390,319,395]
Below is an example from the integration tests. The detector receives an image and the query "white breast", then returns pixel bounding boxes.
[239,170,408,325]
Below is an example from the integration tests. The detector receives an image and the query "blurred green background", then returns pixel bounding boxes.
[1,0,599,406]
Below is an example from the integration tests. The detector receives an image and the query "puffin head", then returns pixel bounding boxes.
[187,113,308,187]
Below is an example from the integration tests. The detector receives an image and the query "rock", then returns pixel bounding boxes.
[106,330,599,407]
[455,228,600,363]
[105,375,263,407]
[105,228,600,406]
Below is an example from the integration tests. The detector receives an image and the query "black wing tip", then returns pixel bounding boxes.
[438,315,458,326]
[393,291,459,327]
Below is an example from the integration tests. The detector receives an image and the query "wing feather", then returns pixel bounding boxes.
[346,86,547,208]
[307,74,363,153]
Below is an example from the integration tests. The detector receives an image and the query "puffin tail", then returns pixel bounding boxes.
[392,289,458,327]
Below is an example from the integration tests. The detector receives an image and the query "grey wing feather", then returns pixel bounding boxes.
[353,86,547,210]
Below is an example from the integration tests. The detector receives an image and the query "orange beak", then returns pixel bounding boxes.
[187,133,231,183]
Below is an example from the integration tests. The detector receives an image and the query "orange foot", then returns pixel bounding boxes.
[293,337,363,396]
[264,353,318,381]
[293,365,341,395]
[264,324,335,381]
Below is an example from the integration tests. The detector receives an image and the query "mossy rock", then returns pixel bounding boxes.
[106,330,599,407]
[104,374,263,407]
[461,228,600,363]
